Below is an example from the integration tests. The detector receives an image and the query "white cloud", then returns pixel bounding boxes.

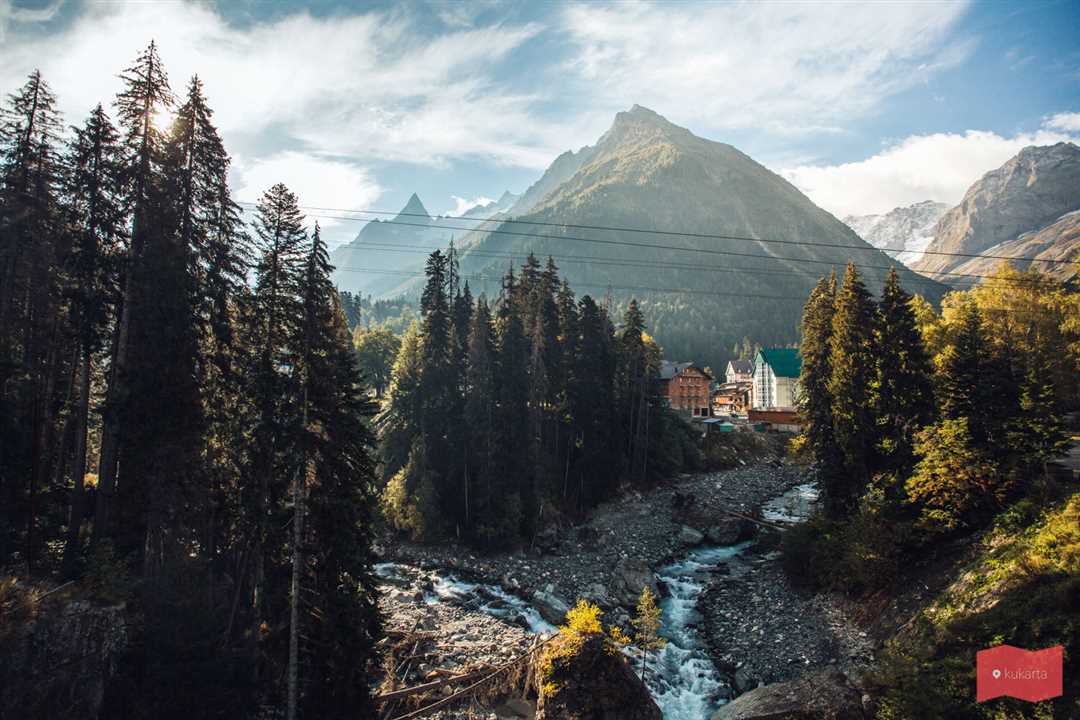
[0,1,562,170]
[448,195,495,216]
[1045,112,1080,132]
[780,121,1079,218]
[233,151,382,231]
[560,1,975,135]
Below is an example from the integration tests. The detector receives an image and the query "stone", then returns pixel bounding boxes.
[532,589,571,626]
[611,557,658,608]
[706,516,749,545]
[679,525,705,546]
[711,669,865,720]
[535,633,661,720]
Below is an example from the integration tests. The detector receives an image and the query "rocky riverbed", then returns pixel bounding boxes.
[375,459,873,719]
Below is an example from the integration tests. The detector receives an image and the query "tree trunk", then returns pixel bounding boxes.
[62,345,92,577]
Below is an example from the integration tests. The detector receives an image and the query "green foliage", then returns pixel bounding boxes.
[82,540,137,604]
[381,251,691,548]
[871,492,1080,720]
[906,418,1006,532]
[826,263,878,514]
[352,325,400,397]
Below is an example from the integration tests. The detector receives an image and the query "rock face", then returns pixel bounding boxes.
[943,210,1080,282]
[0,595,128,719]
[913,142,1080,282]
[711,669,865,720]
[536,633,661,720]
[842,200,949,266]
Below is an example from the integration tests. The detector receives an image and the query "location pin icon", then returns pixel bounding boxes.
[992,669,1002,679]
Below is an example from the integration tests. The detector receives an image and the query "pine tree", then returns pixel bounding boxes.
[617,299,649,482]
[827,263,877,514]
[631,586,665,683]
[571,295,617,507]
[94,41,176,546]
[288,223,381,717]
[490,267,529,542]
[0,69,65,569]
[246,182,308,676]
[939,301,984,438]
[797,273,842,487]
[1011,345,1070,476]
[464,296,496,537]
[873,269,934,475]
[59,104,126,576]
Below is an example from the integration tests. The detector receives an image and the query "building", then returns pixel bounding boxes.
[751,347,801,410]
[724,359,754,385]
[712,382,751,416]
[656,361,713,417]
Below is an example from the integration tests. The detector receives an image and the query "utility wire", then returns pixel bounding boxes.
[234,200,1079,267]
[267,209,1053,288]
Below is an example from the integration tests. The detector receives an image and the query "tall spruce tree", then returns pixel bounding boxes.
[464,296,496,537]
[0,69,65,569]
[826,263,877,514]
[94,41,176,546]
[873,268,934,475]
[59,104,126,575]
[797,272,842,491]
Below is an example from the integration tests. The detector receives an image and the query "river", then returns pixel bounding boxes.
[375,480,818,719]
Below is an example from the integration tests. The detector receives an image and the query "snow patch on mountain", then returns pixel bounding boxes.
[843,200,949,266]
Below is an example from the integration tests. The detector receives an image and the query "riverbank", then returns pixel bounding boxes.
[375,458,876,718]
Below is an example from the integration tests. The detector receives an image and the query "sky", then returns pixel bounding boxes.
[2,0,1079,250]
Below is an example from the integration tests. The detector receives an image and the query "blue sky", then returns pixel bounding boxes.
[2,0,1078,249]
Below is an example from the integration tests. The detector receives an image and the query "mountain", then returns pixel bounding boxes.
[843,201,949,267]
[330,193,455,296]
[944,209,1080,282]
[457,190,520,220]
[913,142,1080,282]
[440,105,943,369]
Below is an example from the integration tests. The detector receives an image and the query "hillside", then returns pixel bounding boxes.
[913,143,1080,283]
[445,106,945,368]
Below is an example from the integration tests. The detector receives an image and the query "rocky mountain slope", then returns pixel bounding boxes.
[457,190,520,220]
[843,200,949,266]
[446,105,943,368]
[945,210,1080,282]
[913,142,1080,283]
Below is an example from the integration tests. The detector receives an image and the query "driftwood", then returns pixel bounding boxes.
[379,633,557,719]
[718,508,791,532]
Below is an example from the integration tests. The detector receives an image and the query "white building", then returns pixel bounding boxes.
[751,348,801,410]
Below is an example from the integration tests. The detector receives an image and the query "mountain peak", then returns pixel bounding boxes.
[397,192,430,220]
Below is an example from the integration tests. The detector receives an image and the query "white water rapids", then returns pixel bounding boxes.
[376,481,818,719]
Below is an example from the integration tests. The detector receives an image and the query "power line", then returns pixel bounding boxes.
[329,264,811,301]
[333,239,1007,291]
[268,209,1044,288]
[234,200,1078,267]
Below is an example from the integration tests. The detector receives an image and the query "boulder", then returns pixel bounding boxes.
[611,558,658,608]
[711,669,865,720]
[535,632,661,720]
[0,593,128,720]
[678,525,705,546]
[536,525,560,554]
[706,516,750,545]
[532,589,571,626]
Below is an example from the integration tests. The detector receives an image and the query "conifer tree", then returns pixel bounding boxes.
[491,267,529,541]
[797,272,842,488]
[618,299,649,482]
[94,41,176,546]
[827,263,877,514]
[464,296,496,535]
[631,586,666,683]
[873,269,934,475]
[939,301,984,438]
[59,104,126,575]
[0,69,65,567]
[1011,345,1070,476]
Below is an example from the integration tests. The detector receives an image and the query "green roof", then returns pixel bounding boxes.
[756,347,801,378]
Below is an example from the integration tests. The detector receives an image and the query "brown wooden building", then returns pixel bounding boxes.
[656,361,713,417]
